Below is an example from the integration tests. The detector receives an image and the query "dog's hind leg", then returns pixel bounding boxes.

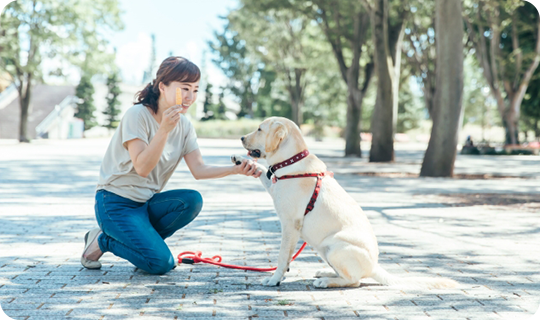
[313,245,374,288]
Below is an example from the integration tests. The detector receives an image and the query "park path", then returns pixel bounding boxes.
[0,138,539,319]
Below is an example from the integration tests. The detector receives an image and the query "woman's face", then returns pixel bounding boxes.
[159,80,199,112]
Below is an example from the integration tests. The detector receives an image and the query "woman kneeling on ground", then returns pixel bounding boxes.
[81,56,261,275]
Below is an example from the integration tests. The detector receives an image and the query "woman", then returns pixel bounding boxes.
[81,56,260,275]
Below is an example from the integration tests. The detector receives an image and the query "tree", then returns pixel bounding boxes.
[229,4,313,126]
[464,1,540,145]
[420,0,464,177]
[401,1,437,119]
[217,88,227,119]
[202,81,216,120]
[75,73,97,132]
[362,0,407,162]
[0,0,123,142]
[242,0,374,157]
[103,70,122,131]
[208,22,262,118]
[396,68,424,133]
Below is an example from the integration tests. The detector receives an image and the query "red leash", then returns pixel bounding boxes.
[177,242,307,272]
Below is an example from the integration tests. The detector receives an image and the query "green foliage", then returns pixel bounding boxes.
[397,78,424,133]
[201,83,228,121]
[210,0,358,130]
[75,73,97,131]
[193,119,260,139]
[103,70,122,130]
[0,0,123,79]
[208,22,262,118]
[202,82,215,116]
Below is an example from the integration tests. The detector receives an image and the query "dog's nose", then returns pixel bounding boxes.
[241,136,244,141]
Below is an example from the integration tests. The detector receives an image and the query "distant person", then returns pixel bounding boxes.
[461,135,480,155]
[465,135,474,147]
[81,56,261,275]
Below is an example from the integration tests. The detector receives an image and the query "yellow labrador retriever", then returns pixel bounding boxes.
[236,117,457,289]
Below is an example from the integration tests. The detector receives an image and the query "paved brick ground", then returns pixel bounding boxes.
[1,138,539,320]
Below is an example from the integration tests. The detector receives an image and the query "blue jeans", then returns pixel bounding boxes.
[94,189,203,275]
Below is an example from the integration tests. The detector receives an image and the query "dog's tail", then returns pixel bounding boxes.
[370,265,458,289]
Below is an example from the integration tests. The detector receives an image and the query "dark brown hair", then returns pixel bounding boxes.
[135,56,201,114]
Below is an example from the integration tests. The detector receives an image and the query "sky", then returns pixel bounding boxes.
[110,0,239,87]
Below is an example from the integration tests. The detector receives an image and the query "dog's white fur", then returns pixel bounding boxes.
[237,117,458,289]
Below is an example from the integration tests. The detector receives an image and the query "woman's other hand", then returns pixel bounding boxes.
[234,159,262,178]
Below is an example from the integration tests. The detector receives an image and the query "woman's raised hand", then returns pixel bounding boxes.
[160,106,183,133]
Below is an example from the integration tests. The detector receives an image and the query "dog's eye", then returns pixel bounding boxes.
[258,128,261,132]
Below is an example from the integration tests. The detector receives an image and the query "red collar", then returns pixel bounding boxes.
[266,150,309,179]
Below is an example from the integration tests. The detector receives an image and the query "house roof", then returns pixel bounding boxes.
[0,85,75,140]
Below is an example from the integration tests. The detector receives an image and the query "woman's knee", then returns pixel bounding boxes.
[184,190,203,221]
[145,253,175,275]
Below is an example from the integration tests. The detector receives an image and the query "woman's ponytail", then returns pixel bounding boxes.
[135,81,159,114]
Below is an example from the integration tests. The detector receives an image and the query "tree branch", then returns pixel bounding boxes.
[464,14,495,88]
[512,12,522,90]
[514,16,540,109]
[488,2,502,93]
[319,6,348,83]
[358,0,373,14]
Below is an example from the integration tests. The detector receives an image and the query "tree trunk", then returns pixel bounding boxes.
[420,0,463,177]
[18,74,32,143]
[369,0,404,162]
[286,68,305,126]
[504,96,520,145]
[423,87,435,119]
[344,76,363,157]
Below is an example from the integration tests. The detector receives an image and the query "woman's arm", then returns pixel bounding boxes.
[126,105,182,178]
[126,132,168,178]
[184,148,261,180]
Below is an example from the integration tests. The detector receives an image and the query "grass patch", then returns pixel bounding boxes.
[208,288,223,294]
[277,299,294,306]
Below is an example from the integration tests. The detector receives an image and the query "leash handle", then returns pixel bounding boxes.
[177,242,307,272]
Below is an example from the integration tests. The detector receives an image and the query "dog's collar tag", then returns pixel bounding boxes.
[266,166,274,180]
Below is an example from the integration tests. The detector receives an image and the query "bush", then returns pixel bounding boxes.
[193,119,260,139]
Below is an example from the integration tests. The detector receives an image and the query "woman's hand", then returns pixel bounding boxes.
[160,105,183,133]
[234,159,262,178]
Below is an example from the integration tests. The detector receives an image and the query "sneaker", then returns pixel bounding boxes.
[81,228,102,269]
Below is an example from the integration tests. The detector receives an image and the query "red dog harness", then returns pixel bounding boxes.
[272,171,334,215]
[268,150,333,215]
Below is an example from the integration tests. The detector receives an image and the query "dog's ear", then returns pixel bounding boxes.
[265,121,288,153]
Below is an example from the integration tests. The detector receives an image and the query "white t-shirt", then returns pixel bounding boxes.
[96,104,199,202]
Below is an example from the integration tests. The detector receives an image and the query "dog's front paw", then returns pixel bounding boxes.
[313,277,331,288]
[261,275,282,286]
[314,270,339,278]
[231,154,244,165]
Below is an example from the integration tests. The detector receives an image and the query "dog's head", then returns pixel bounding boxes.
[241,117,299,159]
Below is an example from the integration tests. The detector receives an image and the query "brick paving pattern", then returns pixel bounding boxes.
[1,138,539,319]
